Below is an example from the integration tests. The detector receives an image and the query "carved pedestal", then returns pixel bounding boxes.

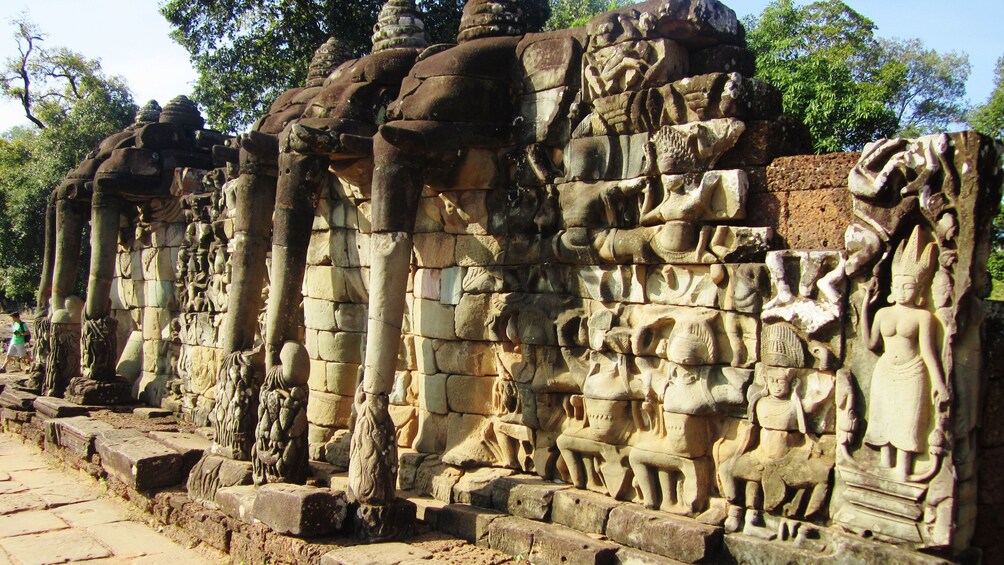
[66,316,131,405]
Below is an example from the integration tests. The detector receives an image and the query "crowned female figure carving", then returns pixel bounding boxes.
[860,225,948,481]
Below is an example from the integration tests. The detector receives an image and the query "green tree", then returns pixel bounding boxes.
[970,55,1004,298]
[970,55,1004,139]
[744,0,899,152]
[745,1,970,153]
[160,0,551,132]
[546,0,627,31]
[880,38,970,137]
[0,17,136,302]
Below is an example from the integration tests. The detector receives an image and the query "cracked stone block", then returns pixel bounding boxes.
[436,503,503,544]
[0,389,37,411]
[606,505,722,563]
[252,483,349,537]
[321,542,432,565]
[491,475,570,521]
[215,485,258,524]
[95,429,183,491]
[32,397,89,418]
[552,488,623,535]
[55,416,116,458]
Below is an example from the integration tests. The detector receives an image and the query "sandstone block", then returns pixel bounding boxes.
[552,488,623,535]
[454,293,495,341]
[252,483,348,537]
[308,358,327,391]
[414,456,462,502]
[437,503,503,544]
[215,484,258,524]
[316,330,364,364]
[419,373,449,415]
[141,307,172,341]
[413,299,456,340]
[416,337,438,374]
[442,413,498,468]
[306,230,332,265]
[303,265,336,299]
[488,516,536,558]
[321,543,432,565]
[606,505,722,563]
[414,410,448,454]
[453,467,514,508]
[306,390,353,428]
[55,416,115,457]
[440,266,466,305]
[440,190,490,235]
[614,547,688,565]
[413,232,456,268]
[491,475,570,521]
[32,397,88,418]
[303,297,337,331]
[335,303,367,332]
[783,187,852,250]
[148,430,210,474]
[456,234,505,267]
[446,375,496,415]
[530,520,619,565]
[95,429,183,491]
[437,341,496,376]
[414,268,441,300]
[326,362,360,396]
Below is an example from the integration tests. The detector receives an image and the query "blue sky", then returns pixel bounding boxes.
[1,0,1002,131]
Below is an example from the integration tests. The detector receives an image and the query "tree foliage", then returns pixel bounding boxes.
[969,55,1004,295]
[880,38,970,137]
[0,17,136,303]
[745,0,970,153]
[160,0,551,132]
[546,0,627,31]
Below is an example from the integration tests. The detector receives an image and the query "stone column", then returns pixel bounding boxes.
[220,153,276,355]
[67,189,131,404]
[348,134,422,540]
[51,193,87,312]
[263,150,328,369]
[26,191,58,391]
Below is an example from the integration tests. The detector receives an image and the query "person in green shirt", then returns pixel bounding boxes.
[0,313,29,372]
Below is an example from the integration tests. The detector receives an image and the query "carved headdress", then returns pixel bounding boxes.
[306,37,353,87]
[761,323,806,368]
[891,225,937,286]
[160,95,205,130]
[134,100,162,124]
[458,0,523,43]
[371,0,429,53]
[667,318,716,366]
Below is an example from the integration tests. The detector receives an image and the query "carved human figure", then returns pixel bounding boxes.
[252,342,310,485]
[860,226,947,481]
[719,368,834,534]
[629,318,741,514]
[43,297,84,398]
[556,352,638,499]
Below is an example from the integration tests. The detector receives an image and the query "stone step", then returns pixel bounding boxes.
[55,416,116,457]
[321,542,433,565]
[487,515,620,565]
[251,483,349,537]
[0,388,37,411]
[606,505,722,564]
[33,396,90,418]
[95,429,183,491]
[148,431,211,474]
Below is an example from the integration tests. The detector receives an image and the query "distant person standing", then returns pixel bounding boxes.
[0,313,30,373]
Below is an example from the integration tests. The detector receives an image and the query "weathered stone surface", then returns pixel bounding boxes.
[530,520,619,565]
[614,547,687,565]
[55,416,115,457]
[723,531,952,565]
[187,454,254,502]
[446,375,496,415]
[606,505,722,563]
[491,475,570,521]
[321,542,433,565]
[148,431,211,474]
[414,456,462,502]
[436,341,497,377]
[252,483,348,537]
[215,484,258,524]
[33,397,89,418]
[133,407,173,419]
[95,429,183,491]
[436,503,502,544]
[452,467,514,508]
[413,232,457,268]
[413,299,456,340]
[552,488,623,535]
[306,390,352,428]
[419,373,449,415]
[0,389,38,411]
